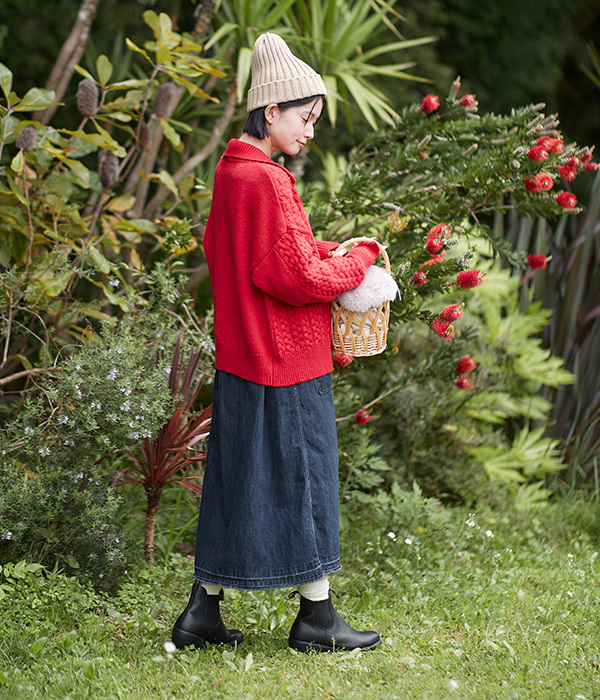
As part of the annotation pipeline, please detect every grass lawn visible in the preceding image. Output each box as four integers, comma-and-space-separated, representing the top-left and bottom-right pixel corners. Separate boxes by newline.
1, 496, 600, 699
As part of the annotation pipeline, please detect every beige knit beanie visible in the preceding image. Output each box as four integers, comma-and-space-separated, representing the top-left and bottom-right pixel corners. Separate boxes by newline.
247, 33, 327, 113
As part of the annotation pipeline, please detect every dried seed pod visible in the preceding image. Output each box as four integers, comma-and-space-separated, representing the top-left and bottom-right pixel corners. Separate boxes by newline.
99, 150, 120, 189
138, 121, 151, 149
152, 82, 176, 118
15, 125, 38, 151
77, 78, 99, 118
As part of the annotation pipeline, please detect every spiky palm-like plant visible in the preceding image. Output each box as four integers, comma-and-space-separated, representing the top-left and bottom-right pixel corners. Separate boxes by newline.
117, 336, 211, 565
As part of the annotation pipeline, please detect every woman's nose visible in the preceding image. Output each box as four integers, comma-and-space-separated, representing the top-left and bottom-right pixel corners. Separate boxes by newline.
304, 122, 315, 140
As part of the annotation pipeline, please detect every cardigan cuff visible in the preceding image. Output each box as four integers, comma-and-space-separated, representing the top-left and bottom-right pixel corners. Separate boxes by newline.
347, 240, 380, 267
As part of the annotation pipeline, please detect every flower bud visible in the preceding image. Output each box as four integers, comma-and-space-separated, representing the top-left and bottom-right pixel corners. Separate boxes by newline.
355, 409, 370, 425
15, 125, 38, 151
99, 150, 120, 189
138, 121, 151, 149
77, 78, 99, 118
153, 82, 177, 118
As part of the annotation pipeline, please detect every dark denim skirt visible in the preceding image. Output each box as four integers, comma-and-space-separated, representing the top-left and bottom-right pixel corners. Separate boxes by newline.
193, 370, 341, 590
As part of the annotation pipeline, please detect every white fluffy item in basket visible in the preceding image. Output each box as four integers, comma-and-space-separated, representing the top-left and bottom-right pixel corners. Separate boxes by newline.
338, 265, 400, 313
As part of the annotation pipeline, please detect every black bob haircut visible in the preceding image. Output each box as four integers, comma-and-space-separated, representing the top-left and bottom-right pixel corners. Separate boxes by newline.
243, 94, 327, 140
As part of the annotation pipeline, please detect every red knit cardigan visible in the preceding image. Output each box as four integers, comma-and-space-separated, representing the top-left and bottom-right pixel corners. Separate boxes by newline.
203, 139, 378, 387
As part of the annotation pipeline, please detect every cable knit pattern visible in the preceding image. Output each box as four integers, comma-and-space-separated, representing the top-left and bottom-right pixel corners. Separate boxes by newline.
203, 139, 377, 386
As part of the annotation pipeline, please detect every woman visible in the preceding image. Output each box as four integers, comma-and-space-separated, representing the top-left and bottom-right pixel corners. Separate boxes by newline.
172, 33, 381, 653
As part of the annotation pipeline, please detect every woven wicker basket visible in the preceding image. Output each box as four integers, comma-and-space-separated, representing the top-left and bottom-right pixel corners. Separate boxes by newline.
331, 238, 391, 357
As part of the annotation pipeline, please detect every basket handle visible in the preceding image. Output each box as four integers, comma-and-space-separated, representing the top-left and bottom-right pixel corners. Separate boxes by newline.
331, 237, 390, 274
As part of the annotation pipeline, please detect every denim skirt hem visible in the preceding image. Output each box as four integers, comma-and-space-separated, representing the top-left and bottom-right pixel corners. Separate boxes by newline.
193, 559, 342, 591
193, 370, 341, 591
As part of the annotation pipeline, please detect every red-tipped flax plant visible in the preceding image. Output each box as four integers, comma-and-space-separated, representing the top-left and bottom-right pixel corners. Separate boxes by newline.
117, 335, 211, 565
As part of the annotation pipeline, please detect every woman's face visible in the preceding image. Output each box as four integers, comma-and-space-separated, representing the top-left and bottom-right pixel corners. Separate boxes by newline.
266, 99, 323, 156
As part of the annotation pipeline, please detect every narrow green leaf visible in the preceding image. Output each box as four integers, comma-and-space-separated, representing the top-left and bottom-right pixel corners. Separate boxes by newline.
236, 47, 253, 104
87, 245, 111, 274
14, 87, 56, 112
159, 12, 173, 42
125, 38, 152, 63
0, 62, 13, 102
92, 122, 127, 157
203, 23, 239, 51
161, 120, 181, 150
55, 155, 90, 188
74, 64, 97, 82
158, 170, 178, 197
263, 0, 297, 29
323, 75, 338, 125
338, 72, 377, 129
96, 55, 113, 86
142, 10, 160, 34
10, 150, 24, 172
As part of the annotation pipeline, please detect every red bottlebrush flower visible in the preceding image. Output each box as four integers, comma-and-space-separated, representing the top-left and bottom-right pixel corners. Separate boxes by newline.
527, 145, 549, 161
524, 176, 541, 193
581, 152, 594, 164
548, 138, 564, 154
420, 94, 440, 114
412, 271, 428, 286
459, 93, 477, 108
527, 253, 548, 269
427, 223, 452, 240
440, 304, 463, 322
536, 136, 553, 150
456, 269, 484, 289
455, 355, 477, 375
584, 162, 598, 173
355, 409, 370, 425
333, 352, 353, 368
558, 164, 577, 182
566, 156, 581, 168
420, 151, 429, 160
455, 377, 471, 390
555, 191, 577, 209
533, 172, 553, 191
431, 317, 455, 339
426, 237, 444, 254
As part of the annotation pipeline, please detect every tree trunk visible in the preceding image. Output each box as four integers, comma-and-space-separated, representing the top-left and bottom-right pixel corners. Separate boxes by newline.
142, 82, 237, 220
144, 486, 163, 566
33, 0, 100, 125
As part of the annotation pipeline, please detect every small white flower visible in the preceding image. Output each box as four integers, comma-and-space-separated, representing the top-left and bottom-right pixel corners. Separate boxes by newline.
449, 679, 459, 692
2, 531, 12, 540
58, 416, 69, 425
107, 369, 118, 380
485, 530, 493, 538
164, 367, 172, 375
405, 537, 413, 545
466, 515, 476, 528
25, 426, 34, 436
387, 531, 396, 540
163, 641, 177, 654
39, 447, 50, 457
109, 279, 120, 288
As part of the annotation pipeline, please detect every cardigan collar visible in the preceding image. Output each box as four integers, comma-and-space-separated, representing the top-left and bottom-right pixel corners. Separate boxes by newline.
222, 139, 296, 183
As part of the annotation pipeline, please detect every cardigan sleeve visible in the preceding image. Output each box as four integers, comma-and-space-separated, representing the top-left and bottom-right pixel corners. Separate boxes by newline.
315, 240, 340, 259
249, 171, 379, 306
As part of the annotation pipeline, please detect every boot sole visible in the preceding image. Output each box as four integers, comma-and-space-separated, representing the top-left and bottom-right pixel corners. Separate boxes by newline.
289, 637, 381, 653
172, 628, 243, 650
172, 628, 209, 650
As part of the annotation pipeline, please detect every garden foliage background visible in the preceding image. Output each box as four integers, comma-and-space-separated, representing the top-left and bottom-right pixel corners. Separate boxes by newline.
1, 0, 600, 596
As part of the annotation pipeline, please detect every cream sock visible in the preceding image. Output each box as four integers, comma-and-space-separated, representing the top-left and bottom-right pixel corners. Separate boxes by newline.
201, 582, 222, 596
298, 576, 330, 602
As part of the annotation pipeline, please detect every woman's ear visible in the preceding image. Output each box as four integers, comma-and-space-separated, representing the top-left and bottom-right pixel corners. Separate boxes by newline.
264, 103, 278, 125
